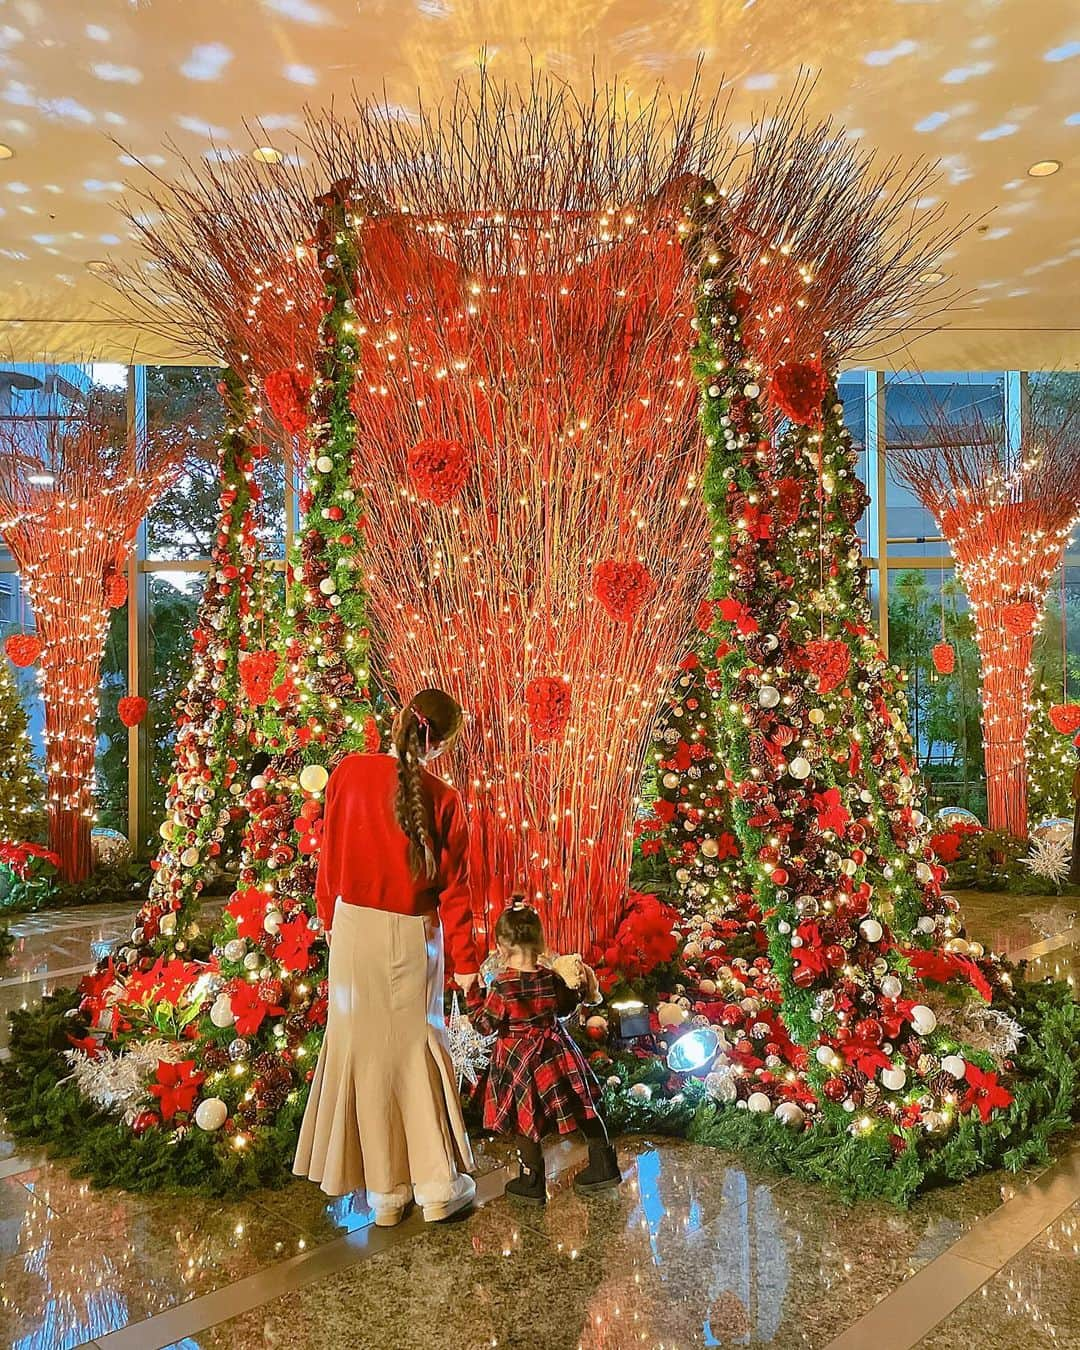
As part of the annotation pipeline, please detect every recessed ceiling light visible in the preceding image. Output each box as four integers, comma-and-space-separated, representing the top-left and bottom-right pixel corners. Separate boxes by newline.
918, 270, 945, 283
251, 145, 283, 165
85, 259, 110, 275
27, 472, 55, 486
0, 143, 14, 161
1027, 159, 1061, 177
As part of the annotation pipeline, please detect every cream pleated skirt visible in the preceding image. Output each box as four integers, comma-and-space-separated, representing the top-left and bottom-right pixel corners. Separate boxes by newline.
293, 903, 475, 1199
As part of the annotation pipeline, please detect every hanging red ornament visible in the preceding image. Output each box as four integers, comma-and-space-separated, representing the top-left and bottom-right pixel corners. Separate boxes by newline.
1049, 703, 1080, 736
592, 560, 654, 622
796, 638, 851, 694
4, 633, 42, 667
525, 676, 571, 741
931, 641, 955, 675
770, 359, 829, 427
1000, 600, 1037, 636
363, 713, 381, 752
118, 695, 148, 727
264, 368, 312, 437
239, 650, 279, 706
407, 438, 470, 505
695, 599, 716, 633
104, 572, 128, 609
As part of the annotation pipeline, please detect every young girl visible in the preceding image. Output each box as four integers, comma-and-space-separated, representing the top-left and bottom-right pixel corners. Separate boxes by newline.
467, 899, 621, 1204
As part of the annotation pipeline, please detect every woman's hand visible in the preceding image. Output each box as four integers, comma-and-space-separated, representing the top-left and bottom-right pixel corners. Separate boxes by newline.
455, 972, 478, 995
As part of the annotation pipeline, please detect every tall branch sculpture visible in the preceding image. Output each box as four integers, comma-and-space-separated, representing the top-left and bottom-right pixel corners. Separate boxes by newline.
0, 407, 191, 880
889, 395, 1080, 837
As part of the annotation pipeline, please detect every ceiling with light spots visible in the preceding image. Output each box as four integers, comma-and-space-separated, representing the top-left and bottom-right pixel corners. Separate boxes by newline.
0, 0, 1077, 368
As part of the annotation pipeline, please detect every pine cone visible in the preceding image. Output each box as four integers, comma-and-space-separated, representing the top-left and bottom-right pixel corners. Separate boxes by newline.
254, 1051, 278, 1078
201, 1047, 229, 1072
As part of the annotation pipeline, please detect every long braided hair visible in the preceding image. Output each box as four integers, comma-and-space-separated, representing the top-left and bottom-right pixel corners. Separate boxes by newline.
392, 689, 463, 880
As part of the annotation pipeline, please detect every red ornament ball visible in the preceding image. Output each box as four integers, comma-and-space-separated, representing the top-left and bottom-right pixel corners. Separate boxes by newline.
407, 438, 470, 506
118, 695, 148, 727
5, 633, 42, 667
592, 560, 654, 622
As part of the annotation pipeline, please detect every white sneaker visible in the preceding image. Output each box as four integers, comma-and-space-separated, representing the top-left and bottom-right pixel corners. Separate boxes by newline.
368, 1184, 412, 1227
414, 1171, 476, 1222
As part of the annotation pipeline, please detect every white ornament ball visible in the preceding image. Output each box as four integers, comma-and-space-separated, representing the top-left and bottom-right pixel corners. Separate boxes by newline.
808, 708, 825, 725
159, 913, 177, 936
881, 1066, 907, 1092
263, 910, 283, 936
318, 578, 336, 596
607, 1075, 621, 1089
941, 1054, 966, 1079
251, 774, 267, 791
747, 1091, 772, 1113
223, 939, 246, 963
657, 1001, 689, 1028
662, 772, 680, 789
243, 951, 262, 971
880, 975, 903, 1000
315, 455, 334, 473
628, 1082, 652, 1102
299, 764, 329, 795
210, 994, 235, 1028
915, 862, 933, 883
815, 1045, 837, 1066
758, 685, 781, 709
859, 918, 883, 944
698, 978, 717, 995
159, 820, 174, 841
743, 383, 760, 399
917, 916, 936, 935
700, 838, 719, 858
180, 847, 199, 868
910, 1004, 937, 1035
194, 1097, 228, 1131
788, 756, 812, 780
775, 1101, 805, 1129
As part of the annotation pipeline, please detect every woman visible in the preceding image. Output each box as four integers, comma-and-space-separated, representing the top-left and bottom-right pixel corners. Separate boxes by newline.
293, 689, 479, 1225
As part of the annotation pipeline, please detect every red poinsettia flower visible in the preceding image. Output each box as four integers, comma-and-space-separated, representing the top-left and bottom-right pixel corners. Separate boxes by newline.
275, 914, 317, 973
904, 947, 992, 1002
811, 787, 850, 836
226, 886, 269, 941
796, 638, 850, 694
715, 831, 740, 861
229, 981, 285, 1036
148, 1058, 205, 1123
66, 1033, 102, 1059
717, 596, 759, 636
960, 1062, 1013, 1123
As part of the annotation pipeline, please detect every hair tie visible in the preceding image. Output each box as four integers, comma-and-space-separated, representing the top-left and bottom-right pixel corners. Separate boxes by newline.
413, 708, 431, 749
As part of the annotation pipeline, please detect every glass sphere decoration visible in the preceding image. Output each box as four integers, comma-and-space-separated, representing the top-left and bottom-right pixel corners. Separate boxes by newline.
228, 1037, 250, 1062
91, 827, 131, 865
934, 806, 981, 830
665, 1026, 721, 1074
1033, 817, 1072, 845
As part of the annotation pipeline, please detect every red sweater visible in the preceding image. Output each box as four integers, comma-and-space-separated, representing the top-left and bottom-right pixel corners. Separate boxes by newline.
314, 753, 479, 974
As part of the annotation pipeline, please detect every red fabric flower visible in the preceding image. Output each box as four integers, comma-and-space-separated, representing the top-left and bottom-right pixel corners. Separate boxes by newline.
525, 676, 571, 741
117, 695, 148, 727
239, 650, 279, 707
407, 438, 470, 505
592, 560, 654, 622
1049, 703, 1080, 736
931, 642, 955, 675
104, 572, 128, 609
264, 368, 312, 437
225, 886, 268, 941
771, 359, 828, 427
5, 633, 41, 667
960, 1062, 1013, 1123
717, 596, 759, 637
1000, 600, 1037, 636
811, 787, 850, 836
716, 831, 740, 861
230, 981, 284, 1036
796, 638, 850, 694
904, 947, 992, 1002
275, 914, 317, 973
148, 1058, 205, 1122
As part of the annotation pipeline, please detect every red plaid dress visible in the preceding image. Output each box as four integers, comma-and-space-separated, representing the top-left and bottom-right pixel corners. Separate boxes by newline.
467, 968, 601, 1141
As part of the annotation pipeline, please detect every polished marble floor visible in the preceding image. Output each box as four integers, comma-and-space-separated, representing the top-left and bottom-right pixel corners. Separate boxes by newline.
0, 893, 1078, 1350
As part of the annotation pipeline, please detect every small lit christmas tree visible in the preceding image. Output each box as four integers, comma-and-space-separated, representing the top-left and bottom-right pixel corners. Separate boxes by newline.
0, 654, 42, 840
1027, 681, 1077, 823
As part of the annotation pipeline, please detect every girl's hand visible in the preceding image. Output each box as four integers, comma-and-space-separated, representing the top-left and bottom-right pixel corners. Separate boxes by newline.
455, 972, 478, 995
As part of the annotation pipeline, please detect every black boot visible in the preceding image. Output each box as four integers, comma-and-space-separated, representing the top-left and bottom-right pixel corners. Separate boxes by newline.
506, 1158, 547, 1206
573, 1141, 621, 1195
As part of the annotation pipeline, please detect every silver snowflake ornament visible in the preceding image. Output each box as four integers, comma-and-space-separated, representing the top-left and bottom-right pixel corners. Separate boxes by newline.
1020, 836, 1072, 889
447, 993, 494, 1088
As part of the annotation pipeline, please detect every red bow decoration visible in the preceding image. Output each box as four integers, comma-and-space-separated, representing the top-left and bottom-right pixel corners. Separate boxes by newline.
525, 676, 571, 741
1049, 703, 1080, 736
117, 695, 148, 728
148, 1058, 205, 1122
407, 437, 470, 506
592, 559, 655, 622
4, 633, 42, 668
960, 1062, 1013, 1123
931, 641, 955, 675
770, 359, 829, 427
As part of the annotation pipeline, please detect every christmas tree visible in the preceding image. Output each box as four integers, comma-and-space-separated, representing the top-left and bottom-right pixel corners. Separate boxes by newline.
1026, 681, 1078, 824
0, 654, 42, 840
